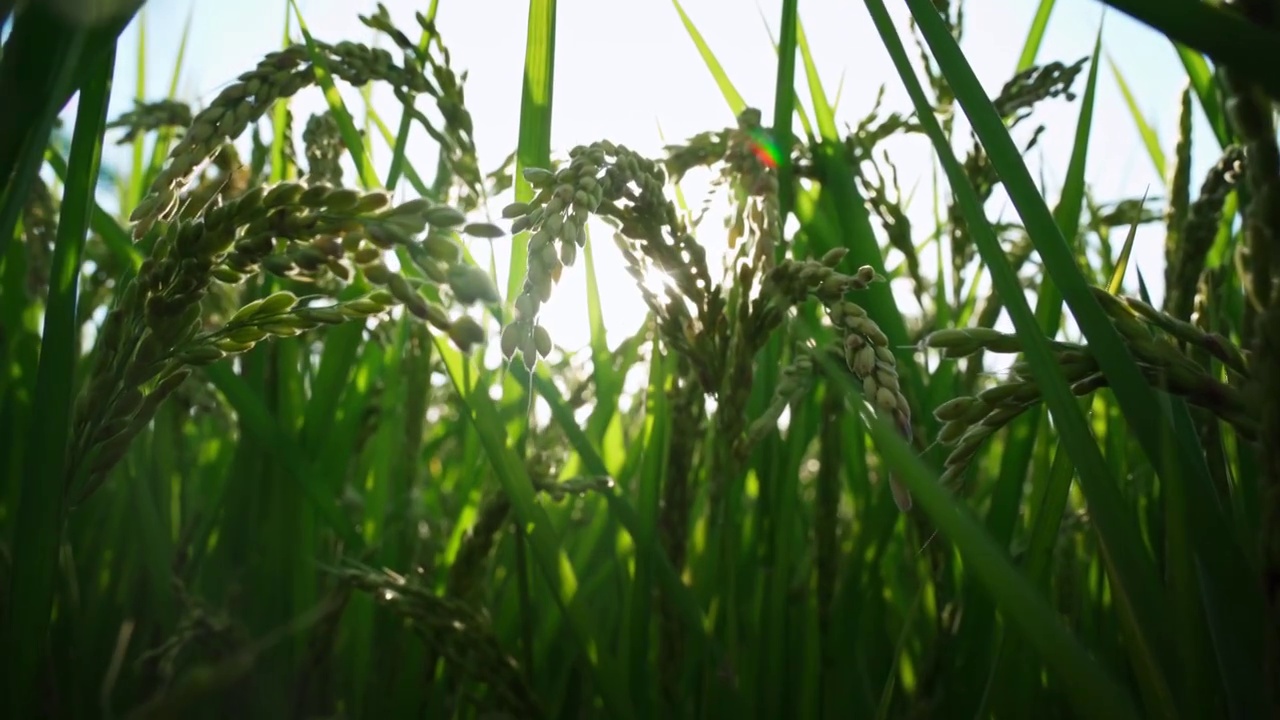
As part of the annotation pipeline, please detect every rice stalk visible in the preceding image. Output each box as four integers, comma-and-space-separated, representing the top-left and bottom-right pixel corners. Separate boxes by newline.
926, 286, 1258, 483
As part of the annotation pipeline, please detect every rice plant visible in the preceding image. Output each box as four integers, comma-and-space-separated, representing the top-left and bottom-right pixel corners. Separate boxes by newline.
1, 0, 1278, 718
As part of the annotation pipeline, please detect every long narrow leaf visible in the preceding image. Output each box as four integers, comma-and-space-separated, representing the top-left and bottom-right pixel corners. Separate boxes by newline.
4, 40, 116, 716
864, 3, 1180, 714
814, 350, 1141, 720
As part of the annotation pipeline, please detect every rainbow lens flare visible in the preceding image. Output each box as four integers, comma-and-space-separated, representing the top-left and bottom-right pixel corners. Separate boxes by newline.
746, 127, 781, 169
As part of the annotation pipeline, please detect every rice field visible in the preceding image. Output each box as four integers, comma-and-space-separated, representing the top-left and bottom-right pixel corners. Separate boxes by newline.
1, 0, 1279, 718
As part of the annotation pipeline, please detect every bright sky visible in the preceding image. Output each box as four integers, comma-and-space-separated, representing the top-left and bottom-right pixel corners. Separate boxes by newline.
90, 0, 1220, 354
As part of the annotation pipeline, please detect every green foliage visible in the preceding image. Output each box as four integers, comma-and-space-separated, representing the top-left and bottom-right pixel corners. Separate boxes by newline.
2, 1, 1278, 718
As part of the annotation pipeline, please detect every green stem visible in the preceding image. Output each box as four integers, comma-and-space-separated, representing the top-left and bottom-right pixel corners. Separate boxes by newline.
4, 42, 115, 715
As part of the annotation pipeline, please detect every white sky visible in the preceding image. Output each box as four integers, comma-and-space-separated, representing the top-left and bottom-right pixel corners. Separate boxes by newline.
90, 0, 1221, 353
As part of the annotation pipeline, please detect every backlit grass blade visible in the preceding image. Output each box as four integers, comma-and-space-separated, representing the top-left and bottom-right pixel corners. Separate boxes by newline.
141, 6, 192, 192
677, 1, 814, 200
127, 9, 147, 210
1108, 189, 1146, 293
795, 17, 928, 409
4, 41, 115, 716
671, 0, 746, 116
384, 0, 439, 192
289, 1, 379, 189
770, 0, 799, 219
288, 3, 395, 496
1036, 24, 1101, 336
1108, 58, 1167, 181
501, 15, 559, 654
864, 1, 1180, 714
1015, 0, 1057, 72
755, 14, 817, 140
269, 4, 294, 183
507, 0, 557, 305
578, 227, 624, 448
937, 41, 1095, 618
365, 104, 432, 195
1172, 44, 1232, 148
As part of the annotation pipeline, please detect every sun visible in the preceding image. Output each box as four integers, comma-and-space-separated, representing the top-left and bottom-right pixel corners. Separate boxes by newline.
472, 166, 742, 361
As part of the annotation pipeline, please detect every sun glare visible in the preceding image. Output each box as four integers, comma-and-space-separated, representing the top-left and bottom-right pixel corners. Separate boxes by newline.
105, 0, 1187, 369
465, 165, 748, 359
